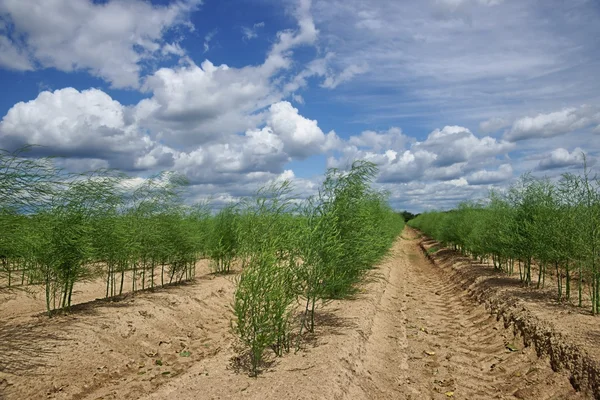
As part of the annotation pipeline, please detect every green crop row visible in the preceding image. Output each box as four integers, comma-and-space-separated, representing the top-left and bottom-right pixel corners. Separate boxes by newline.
409, 169, 600, 315
228, 161, 404, 375
0, 147, 211, 313
1, 148, 405, 375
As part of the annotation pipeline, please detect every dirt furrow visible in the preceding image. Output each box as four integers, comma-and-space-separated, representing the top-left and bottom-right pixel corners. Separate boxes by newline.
0, 231, 593, 400
399, 232, 585, 400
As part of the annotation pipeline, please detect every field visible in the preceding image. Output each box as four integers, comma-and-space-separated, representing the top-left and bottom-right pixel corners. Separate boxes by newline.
3, 228, 598, 399
2, 149, 600, 399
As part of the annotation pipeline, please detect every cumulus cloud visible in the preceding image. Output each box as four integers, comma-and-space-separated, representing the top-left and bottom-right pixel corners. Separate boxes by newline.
0, 87, 336, 188
504, 105, 600, 142
172, 138, 288, 185
0, 0, 333, 190
385, 178, 487, 212
0, 0, 199, 88
139, 59, 274, 144
185, 169, 320, 207
0, 88, 175, 170
328, 125, 514, 187
424, 162, 467, 181
267, 101, 339, 158
467, 163, 513, 185
536, 148, 586, 171
415, 126, 514, 167
348, 127, 410, 152
136, 1, 322, 146
377, 149, 438, 183
9, 0, 596, 213
0, 0, 344, 209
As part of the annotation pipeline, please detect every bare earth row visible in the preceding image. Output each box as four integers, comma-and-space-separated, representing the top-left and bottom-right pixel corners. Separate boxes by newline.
0, 228, 595, 399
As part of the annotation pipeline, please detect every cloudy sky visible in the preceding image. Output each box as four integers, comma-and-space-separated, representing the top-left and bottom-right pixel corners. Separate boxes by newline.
0, 0, 599, 211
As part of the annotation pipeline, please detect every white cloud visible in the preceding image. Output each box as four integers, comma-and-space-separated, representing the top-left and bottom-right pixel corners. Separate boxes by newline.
7, 0, 597, 213
348, 127, 410, 152
0, 0, 341, 209
377, 149, 438, 183
328, 124, 514, 187
291, 94, 305, 104
137, 1, 321, 146
504, 105, 600, 142
0, 88, 175, 170
415, 125, 514, 167
424, 162, 467, 181
242, 22, 265, 40
161, 42, 186, 57
0, 0, 333, 192
204, 29, 218, 53
0, 35, 33, 70
321, 63, 368, 89
267, 101, 338, 158
172, 137, 289, 185
142, 60, 269, 122
0, 87, 335, 188
263, 0, 318, 75
282, 54, 331, 94
0, 0, 200, 88
327, 143, 436, 184
138, 59, 274, 145
384, 178, 487, 212
311, 0, 600, 129
479, 117, 509, 134
467, 163, 513, 185
537, 148, 586, 171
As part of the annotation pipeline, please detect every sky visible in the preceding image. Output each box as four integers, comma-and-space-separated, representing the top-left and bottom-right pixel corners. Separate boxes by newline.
0, 0, 599, 212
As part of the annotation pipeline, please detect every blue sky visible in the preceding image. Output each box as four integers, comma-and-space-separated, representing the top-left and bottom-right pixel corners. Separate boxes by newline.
0, 0, 599, 211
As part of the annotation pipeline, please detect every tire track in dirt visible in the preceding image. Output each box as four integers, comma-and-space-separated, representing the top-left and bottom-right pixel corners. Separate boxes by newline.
397, 232, 585, 400
333, 237, 410, 399
331, 231, 587, 399
0, 232, 591, 400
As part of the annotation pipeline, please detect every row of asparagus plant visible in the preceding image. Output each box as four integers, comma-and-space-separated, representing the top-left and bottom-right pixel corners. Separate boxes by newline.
408, 168, 600, 315
230, 161, 405, 375
1, 148, 405, 375
0, 147, 213, 313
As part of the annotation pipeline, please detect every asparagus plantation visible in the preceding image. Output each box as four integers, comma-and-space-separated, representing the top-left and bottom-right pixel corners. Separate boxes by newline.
4, 147, 600, 399
0, 148, 403, 376
409, 168, 600, 314
0, 147, 210, 314
232, 162, 404, 374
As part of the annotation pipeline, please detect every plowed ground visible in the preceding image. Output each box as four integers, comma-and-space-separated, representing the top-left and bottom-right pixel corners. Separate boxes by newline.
0, 230, 591, 399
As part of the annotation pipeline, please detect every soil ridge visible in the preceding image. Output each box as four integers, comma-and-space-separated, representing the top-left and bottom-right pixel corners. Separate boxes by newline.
418, 232, 600, 399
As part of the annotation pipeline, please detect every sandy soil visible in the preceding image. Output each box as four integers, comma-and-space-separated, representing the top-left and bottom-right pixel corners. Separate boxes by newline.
419, 231, 600, 398
0, 262, 212, 320
0, 229, 593, 399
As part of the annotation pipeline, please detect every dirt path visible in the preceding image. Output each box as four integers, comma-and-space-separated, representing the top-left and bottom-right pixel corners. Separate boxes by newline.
0, 231, 589, 400
396, 231, 583, 399
326, 229, 583, 400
